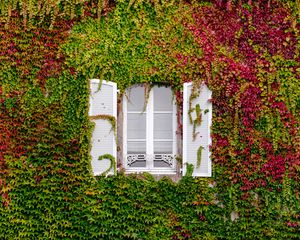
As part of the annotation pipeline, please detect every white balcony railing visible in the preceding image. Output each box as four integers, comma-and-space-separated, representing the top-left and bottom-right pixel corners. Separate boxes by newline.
125, 154, 175, 169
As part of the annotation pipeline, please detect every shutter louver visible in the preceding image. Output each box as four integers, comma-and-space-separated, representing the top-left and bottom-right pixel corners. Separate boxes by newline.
89, 79, 117, 175
183, 82, 212, 177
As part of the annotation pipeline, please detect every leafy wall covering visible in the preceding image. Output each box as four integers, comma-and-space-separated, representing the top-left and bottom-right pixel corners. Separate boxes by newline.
0, 0, 299, 239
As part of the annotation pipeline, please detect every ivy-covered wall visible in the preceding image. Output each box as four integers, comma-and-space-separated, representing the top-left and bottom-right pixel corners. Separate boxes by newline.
0, 0, 299, 239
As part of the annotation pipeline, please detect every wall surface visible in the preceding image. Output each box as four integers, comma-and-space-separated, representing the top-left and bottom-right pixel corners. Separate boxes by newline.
0, 0, 299, 239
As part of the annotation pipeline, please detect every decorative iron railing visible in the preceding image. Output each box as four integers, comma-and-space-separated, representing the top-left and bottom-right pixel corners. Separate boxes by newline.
125, 154, 175, 168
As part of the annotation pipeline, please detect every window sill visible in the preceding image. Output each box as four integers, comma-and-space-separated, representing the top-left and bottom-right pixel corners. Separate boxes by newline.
124, 169, 177, 175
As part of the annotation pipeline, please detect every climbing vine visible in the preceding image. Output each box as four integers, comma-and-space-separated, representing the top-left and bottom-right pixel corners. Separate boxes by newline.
89, 114, 117, 142
0, 0, 299, 239
98, 153, 116, 175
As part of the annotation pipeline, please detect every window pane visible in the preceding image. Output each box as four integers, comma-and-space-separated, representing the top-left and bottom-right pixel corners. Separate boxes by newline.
153, 86, 173, 111
154, 161, 171, 168
127, 141, 146, 154
130, 160, 146, 168
154, 141, 172, 154
154, 113, 173, 139
127, 86, 145, 112
127, 113, 146, 139
153, 154, 174, 168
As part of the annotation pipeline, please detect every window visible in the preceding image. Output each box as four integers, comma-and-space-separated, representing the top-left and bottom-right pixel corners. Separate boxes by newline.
123, 85, 176, 174
89, 80, 212, 177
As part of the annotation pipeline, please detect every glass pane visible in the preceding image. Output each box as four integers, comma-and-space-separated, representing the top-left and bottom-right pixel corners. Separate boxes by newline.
127, 113, 146, 139
153, 86, 173, 111
127, 141, 146, 154
130, 160, 146, 168
127, 86, 145, 112
154, 113, 173, 139
154, 141, 172, 154
153, 161, 170, 168
153, 154, 174, 168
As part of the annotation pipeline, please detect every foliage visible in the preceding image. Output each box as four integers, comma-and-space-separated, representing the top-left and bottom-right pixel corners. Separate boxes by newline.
89, 114, 117, 143
63, 0, 197, 94
197, 146, 204, 168
0, 0, 112, 28
98, 153, 116, 175
0, 0, 299, 239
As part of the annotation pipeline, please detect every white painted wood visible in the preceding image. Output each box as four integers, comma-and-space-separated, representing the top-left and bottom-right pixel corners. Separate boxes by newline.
172, 100, 177, 158
123, 92, 127, 168
89, 79, 117, 175
147, 89, 154, 169
183, 82, 212, 177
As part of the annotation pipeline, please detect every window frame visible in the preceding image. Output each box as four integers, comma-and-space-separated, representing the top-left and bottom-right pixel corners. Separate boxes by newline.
89, 79, 212, 177
123, 85, 177, 174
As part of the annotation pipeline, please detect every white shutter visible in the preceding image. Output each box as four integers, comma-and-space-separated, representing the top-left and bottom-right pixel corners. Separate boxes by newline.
89, 79, 117, 175
183, 82, 212, 177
